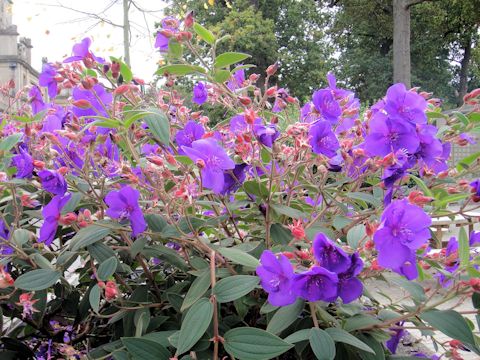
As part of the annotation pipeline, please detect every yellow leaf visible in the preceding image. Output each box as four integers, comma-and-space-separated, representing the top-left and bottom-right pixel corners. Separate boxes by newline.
208, 0, 215, 5
226, 1, 232, 8
203, 2, 208, 9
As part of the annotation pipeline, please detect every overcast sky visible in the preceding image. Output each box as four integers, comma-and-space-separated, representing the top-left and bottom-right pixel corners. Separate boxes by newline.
12, 0, 167, 80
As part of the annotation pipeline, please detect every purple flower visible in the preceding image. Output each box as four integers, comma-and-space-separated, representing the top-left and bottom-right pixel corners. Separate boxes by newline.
0, 219, 12, 255
470, 231, 480, 246
364, 112, 419, 157
335, 253, 364, 303
227, 68, 245, 91
313, 233, 351, 274
312, 89, 342, 123
155, 17, 179, 52
38, 170, 67, 195
221, 163, 248, 195
11, 148, 33, 179
39, 63, 57, 98
386, 323, 406, 354
292, 266, 338, 302
382, 150, 412, 189
470, 179, 480, 197
105, 186, 146, 237
229, 114, 261, 134
384, 83, 427, 125
29, 85, 46, 115
309, 121, 340, 158
374, 199, 431, 276
64, 37, 105, 63
256, 250, 297, 306
39, 193, 72, 245
175, 121, 205, 154
182, 138, 235, 194
253, 123, 280, 148
72, 84, 112, 118
192, 82, 208, 105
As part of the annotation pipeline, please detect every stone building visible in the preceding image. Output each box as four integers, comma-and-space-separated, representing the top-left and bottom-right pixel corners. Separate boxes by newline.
0, 0, 39, 110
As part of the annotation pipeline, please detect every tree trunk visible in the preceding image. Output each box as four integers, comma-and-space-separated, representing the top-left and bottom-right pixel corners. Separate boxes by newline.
457, 35, 472, 106
123, 0, 131, 66
393, 0, 411, 88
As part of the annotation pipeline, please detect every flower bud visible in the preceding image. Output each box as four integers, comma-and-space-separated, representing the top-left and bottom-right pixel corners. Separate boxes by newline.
184, 11, 194, 28
239, 96, 252, 106
266, 86, 277, 97
249, 73, 260, 82
469, 278, 480, 292
111, 61, 120, 79
266, 62, 278, 76
105, 281, 119, 300
72, 99, 91, 109
159, 28, 174, 38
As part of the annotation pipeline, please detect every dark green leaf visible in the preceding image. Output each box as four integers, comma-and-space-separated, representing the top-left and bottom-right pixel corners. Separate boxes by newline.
347, 192, 381, 207
267, 299, 304, 335
270, 223, 292, 245
145, 214, 168, 233
456, 151, 480, 171
218, 247, 259, 268
224, 327, 294, 360
388, 277, 426, 302
343, 315, 381, 332
283, 329, 310, 343
270, 204, 306, 219
69, 223, 112, 251
97, 256, 118, 281
213, 275, 259, 303
324, 328, 374, 354
176, 298, 213, 356
309, 328, 335, 360
356, 333, 385, 360
214, 52, 251, 68
122, 338, 170, 360
180, 269, 211, 312
14, 269, 61, 291
89, 284, 101, 313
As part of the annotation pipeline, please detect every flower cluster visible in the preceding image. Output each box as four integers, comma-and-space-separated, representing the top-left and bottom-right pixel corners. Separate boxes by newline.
256, 233, 363, 306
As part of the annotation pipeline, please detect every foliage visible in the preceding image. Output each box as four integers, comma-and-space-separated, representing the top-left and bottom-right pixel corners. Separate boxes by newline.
0, 12, 480, 360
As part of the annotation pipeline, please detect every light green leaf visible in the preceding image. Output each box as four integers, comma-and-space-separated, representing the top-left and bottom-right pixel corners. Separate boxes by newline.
156, 64, 205, 76
270, 204, 306, 219
346, 224, 366, 249
214, 52, 251, 68
459, 227, 470, 267
193, 23, 215, 44
0, 133, 22, 151
389, 277, 426, 302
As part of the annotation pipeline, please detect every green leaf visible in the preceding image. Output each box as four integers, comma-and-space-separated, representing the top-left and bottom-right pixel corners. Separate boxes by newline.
434, 193, 468, 209
456, 151, 480, 171
453, 111, 469, 126
356, 333, 385, 360
193, 23, 215, 44
343, 315, 381, 332
0, 133, 22, 151
120, 61, 133, 83
420, 310, 479, 353
213, 275, 259, 303
62, 192, 83, 214
267, 299, 304, 335
223, 327, 294, 360
270, 223, 293, 245
283, 329, 310, 343
122, 338, 170, 360
145, 214, 168, 233
214, 52, 251, 68
218, 247, 259, 268
388, 277, 426, 302
144, 109, 170, 146
409, 175, 434, 198
347, 192, 381, 207
458, 227, 470, 267
346, 224, 366, 249
270, 204, 306, 219
167, 39, 183, 59
213, 69, 231, 83
69, 224, 112, 251
180, 269, 211, 312
97, 256, 118, 281
14, 269, 61, 291
156, 64, 205, 76
324, 328, 374, 354
309, 328, 335, 360
89, 284, 101, 313
176, 298, 213, 356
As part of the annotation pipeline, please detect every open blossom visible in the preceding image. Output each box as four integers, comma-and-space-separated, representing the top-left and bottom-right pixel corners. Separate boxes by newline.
182, 138, 235, 194
292, 266, 338, 302
39, 63, 57, 98
334, 253, 364, 303
11, 148, 33, 179
384, 83, 427, 125
29, 85, 46, 115
470, 179, 480, 200
0, 219, 13, 255
175, 121, 205, 154
227, 68, 245, 91
105, 186, 146, 237
39, 193, 72, 246
253, 123, 280, 148
155, 16, 179, 52
313, 233, 351, 274
309, 121, 340, 158
16, 293, 40, 319
38, 169, 67, 195
373, 199, 431, 277
365, 112, 419, 157
312, 89, 342, 123
64, 37, 105, 63
256, 250, 297, 306
221, 163, 248, 195
0, 266, 14, 288
192, 82, 208, 105
72, 84, 112, 118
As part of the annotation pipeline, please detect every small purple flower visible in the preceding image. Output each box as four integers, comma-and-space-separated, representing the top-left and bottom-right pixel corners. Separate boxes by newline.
313, 233, 351, 274
221, 163, 248, 195
105, 186, 146, 237
470, 231, 480, 246
11, 148, 34, 179
312, 89, 342, 123
309, 121, 340, 158
386, 323, 406, 354
155, 17, 179, 52
292, 266, 338, 302
253, 123, 280, 148
256, 250, 297, 306
364, 112, 419, 157
38, 170, 67, 195
0, 219, 12, 255
39, 63, 57, 98
335, 253, 364, 303
29, 85, 46, 115
374, 199, 431, 276
72, 84, 112, 118
459, 133, 476, 145
227, 68, 245, 91
182, 138, 235, 194
470, 179, 480, 197
384, 83, 427, 125
39, 193, 72, 245
175, 121, 205, 154
64, 37, 105, 63
192, 82, 208, 105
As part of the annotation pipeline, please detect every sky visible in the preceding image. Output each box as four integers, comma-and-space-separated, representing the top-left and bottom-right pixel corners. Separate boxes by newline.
11, 0, 167, 80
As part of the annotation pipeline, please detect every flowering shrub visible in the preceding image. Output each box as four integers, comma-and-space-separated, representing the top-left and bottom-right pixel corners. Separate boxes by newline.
0, 14, 480, 360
